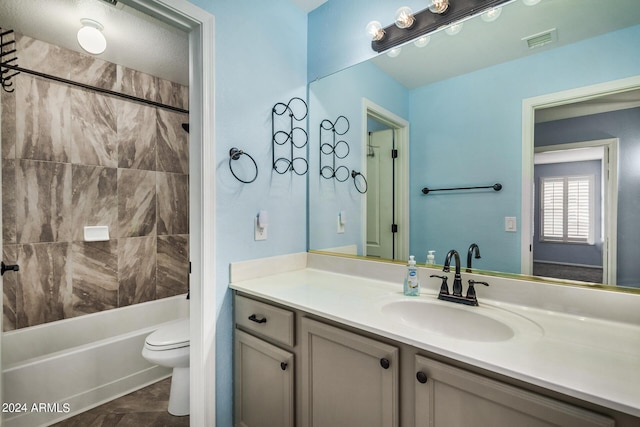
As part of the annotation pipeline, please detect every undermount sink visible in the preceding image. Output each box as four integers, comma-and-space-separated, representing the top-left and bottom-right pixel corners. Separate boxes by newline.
380, 299, 540, 342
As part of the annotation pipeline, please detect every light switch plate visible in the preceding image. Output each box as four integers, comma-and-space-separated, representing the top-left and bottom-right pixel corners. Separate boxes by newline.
254, 218, 267, 241
505, 216, 517, 232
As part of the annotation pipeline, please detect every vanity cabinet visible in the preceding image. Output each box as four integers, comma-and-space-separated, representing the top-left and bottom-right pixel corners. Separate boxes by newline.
414, 355, 614, 427
300, 317, 399, 427
234, 296, 295, 427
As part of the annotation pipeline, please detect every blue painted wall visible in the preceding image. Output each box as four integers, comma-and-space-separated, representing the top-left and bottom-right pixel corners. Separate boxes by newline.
535, 108, 640, 288
187, 1, 307, 425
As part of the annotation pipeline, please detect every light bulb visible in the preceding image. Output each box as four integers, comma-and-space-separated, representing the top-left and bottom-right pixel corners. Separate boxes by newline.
429, 0, 449, 14
445, 22, 463, 36
395, 6, 415, 29
366, 20, 385, 41
387, 47, 402, 58
413, 36, 431, 48
481, 7, 502, 22
77, 19, 106, 55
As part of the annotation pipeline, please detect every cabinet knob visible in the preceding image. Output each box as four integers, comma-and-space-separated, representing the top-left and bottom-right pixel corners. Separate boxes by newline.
380, 358, 390, 369
280, 362, 288, 371
248, 314, 267, 324
416, 371, 428, 384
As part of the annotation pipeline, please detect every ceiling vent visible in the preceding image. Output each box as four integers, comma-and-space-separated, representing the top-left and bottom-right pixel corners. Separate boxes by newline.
522, 28, 557, 49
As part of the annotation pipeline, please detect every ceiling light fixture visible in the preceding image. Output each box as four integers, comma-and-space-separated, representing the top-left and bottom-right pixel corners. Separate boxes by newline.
77, 18, 107, 55
368, 0, 512, 53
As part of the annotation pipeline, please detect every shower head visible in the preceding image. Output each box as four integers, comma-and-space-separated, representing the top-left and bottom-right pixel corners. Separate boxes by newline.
181, 123, 189, 133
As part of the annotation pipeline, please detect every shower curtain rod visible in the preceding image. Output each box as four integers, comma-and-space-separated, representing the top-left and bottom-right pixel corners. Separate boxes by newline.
2, 63, 188, 114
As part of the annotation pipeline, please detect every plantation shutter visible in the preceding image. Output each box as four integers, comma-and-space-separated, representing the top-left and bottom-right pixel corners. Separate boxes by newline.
540, 175, 593, 243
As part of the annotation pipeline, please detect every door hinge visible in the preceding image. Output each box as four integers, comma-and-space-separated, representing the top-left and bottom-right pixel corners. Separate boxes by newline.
391, 224, 398, 233
391, 149, 398, 159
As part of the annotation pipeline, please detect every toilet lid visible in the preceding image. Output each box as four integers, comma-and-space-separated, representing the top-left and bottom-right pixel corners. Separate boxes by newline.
145, 318, 190, 350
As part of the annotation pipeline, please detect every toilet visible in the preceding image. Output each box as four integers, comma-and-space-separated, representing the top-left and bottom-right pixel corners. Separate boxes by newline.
142, 318, 190, 416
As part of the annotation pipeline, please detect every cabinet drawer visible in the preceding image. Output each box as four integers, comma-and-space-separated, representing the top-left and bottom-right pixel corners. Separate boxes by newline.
235, 294, 295, 347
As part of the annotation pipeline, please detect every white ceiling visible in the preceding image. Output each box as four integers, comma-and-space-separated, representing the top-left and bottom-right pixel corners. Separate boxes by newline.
291, 0, 327, 13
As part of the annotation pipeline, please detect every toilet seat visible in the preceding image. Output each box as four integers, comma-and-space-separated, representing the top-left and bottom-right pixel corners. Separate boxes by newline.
145, 318, 190, 351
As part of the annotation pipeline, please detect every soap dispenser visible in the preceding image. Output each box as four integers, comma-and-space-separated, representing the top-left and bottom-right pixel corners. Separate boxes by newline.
404, 255, 420, 296
426, 250, 436, 265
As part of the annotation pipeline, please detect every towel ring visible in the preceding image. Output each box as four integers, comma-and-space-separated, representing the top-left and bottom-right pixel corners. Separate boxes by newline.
229, 148, 258, 184
351, 170, 368, 194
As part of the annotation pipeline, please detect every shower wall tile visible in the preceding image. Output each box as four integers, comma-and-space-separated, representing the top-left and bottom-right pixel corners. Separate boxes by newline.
118, 236, 156, 307
2, 159, 16, 244
157, 172, 189, 235
158, 80, 189, 111
1, 89, 16, 159
17, 242, 72, 328
118, 66, 159, 103
72, 241, 118, 316
15, 75, 71, 163
71, 89, 117, 167
2, 245, 17, 332
117, 100, 157, 170
16, 160, 72, 243
118, 169, 157, 237
70, 55, 118, 91
157, 110, 189, 174
157, 235, 189, 299
16, 34, 71, 80
71, 165, 118, 241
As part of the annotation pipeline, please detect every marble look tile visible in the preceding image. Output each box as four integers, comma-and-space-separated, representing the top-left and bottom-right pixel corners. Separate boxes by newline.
15, 75, 71, 162
1, 88, 16, 159
72, 165, 118, 241
118, 236, 156, 307
16, 34, 71, 80
2, 159, 16, 244
157, 110, 189, 174
158, 79, 189, 111
17, 242, 72, 328
117, 169, 156, 237
16, 160, 72, 243
157, 235, 189, 299
71, 54, 118, 91
157, 173, 189, 235
2, 245, 18, 332
71, 89, 118, 167
118, 66, 158, 103
72, 241, 118, 316
117, 100, 157, 170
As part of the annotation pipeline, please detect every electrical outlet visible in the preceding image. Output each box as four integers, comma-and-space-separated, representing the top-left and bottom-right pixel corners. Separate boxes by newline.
254, 217, 267, 241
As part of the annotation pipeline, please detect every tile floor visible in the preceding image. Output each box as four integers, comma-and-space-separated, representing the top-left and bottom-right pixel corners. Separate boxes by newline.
52, 378, 189, 426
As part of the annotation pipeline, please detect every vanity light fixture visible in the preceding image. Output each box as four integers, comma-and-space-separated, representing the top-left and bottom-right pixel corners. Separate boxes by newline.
445, 22, 464, 35
368, 0, 512, 53
413, 35, 431, 48
481, 7, 502, 22
77, 19, 107, 55
387, 47, 402, 57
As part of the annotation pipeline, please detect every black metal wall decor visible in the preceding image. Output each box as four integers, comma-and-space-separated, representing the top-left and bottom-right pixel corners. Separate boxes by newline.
1, 29, 20, 93
421, 183, 502, 195
272, 97, 308, 176
371, 0, 511, 53
320, 116, 351, 182
229, 148, 258, 184
351, 170, 368, 194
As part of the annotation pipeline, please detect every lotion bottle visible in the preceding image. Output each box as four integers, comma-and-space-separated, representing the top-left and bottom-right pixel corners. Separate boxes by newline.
403, 255, 420, 296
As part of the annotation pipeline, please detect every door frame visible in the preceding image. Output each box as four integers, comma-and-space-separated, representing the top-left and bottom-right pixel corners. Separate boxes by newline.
361, 98, 409, 261
119, 0, 216, 424
521, 75, 640, 284
533, 139, 618, 284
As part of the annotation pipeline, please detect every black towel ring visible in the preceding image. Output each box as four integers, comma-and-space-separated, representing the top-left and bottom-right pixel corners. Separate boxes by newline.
351, 170, 368, 194
229, 148, 258, 184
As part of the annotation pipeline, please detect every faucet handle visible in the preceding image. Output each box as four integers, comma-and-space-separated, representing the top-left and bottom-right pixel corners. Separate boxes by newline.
466, 280, 489, 300
430, 274, 449, 295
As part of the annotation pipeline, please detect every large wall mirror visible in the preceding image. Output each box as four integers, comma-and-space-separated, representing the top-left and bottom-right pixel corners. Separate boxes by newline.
308, 0, 640, 292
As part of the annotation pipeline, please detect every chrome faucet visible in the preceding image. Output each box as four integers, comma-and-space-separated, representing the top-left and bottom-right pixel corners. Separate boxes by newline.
466, 243, 481, 272
431, 249, 489, 306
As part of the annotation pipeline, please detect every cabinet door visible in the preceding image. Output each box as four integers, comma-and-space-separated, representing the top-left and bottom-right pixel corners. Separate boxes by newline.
414, 355, 614, 427
234, 329, 294, 427
301, 317, 399, 427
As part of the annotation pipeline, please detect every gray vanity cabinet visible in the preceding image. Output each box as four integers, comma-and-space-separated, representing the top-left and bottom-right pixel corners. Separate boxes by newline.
414, 355, 614, 427
234, 296, 295, 427
300, 317, 399, 427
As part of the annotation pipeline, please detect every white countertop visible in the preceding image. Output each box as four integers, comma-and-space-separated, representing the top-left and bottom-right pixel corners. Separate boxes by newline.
229, 254, 640, 418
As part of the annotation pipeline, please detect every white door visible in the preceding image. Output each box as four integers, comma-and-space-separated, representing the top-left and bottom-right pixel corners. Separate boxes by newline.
366, 129, 395, 259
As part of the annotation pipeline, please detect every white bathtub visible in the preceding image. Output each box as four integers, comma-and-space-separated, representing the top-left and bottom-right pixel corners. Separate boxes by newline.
2, 295, 189, 427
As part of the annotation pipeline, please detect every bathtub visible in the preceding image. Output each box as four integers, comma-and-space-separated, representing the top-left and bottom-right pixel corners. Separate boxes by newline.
2, 295, 189, 427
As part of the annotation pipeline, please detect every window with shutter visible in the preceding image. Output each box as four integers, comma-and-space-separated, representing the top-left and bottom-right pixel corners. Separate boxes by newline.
540, 175, 594, 244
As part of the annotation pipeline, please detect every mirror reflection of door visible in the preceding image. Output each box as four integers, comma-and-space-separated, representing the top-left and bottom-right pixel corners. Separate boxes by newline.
366, 128, 396, 259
